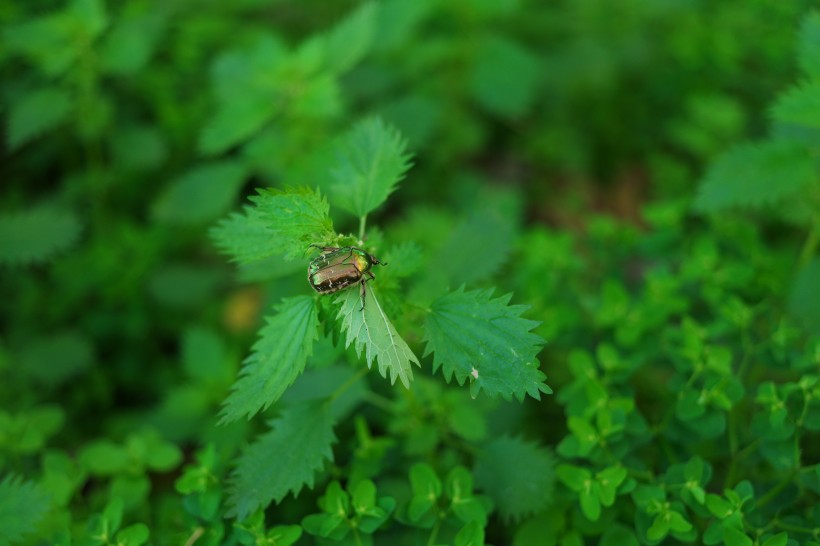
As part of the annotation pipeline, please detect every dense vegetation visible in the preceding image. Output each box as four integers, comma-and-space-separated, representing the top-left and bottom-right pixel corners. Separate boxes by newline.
1, 1, 819, 545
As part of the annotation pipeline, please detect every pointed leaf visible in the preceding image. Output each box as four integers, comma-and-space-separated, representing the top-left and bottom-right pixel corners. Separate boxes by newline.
228, 402, 336, 520
424, 287, 549, 400
693, 140, 816, 212
7, 87, 73, 149
336, 287, 419, 388
220, 296, 319, 423
210, 187, 334, 263
330, 117, 413, 218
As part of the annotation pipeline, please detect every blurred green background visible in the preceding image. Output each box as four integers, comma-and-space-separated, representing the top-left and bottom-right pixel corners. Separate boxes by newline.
1, 0, 819, 543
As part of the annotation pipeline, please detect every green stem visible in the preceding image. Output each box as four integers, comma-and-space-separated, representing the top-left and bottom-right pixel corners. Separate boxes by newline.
328, 367, 369, 403
353, 528, 364, 546
359, 215, 367, 241
426, 517, 443, 546
754, 470, 798, 510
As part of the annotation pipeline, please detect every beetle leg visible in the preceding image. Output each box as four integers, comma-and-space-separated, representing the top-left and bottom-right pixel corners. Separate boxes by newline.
308, 243, 339, 253
359, 280, 367, 310
366, 271, 375, 280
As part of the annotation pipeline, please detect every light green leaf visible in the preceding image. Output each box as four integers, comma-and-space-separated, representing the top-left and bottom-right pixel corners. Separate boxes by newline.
771, 81, 820, 129
324, 2, 376, 74
330, 117, 413, 218
228, 402, 336, 520
579, 489, 601, 521
115, 523, 150, 546
646, 514, 669, 541
7, 88, 73, 150
454, 520, 485, 546
798, 11, 820, 78
0, 475, 51, 545
762, 532, 789, 546
473, 436, 554, 521
693, 140, 816, 212
424, 287, 550, 401
335, 287, 418, 388
0, 205, 82, 266
153, 161, 247, 225
210, 187, 334, 263
220, 296, 319, 423
556, 464, 590, 492
723, 526, 754, 546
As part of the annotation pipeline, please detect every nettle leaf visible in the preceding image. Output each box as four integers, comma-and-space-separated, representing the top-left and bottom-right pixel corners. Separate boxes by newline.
798, 11, 820, 78
423, 287, 550, 401
0, 475, 51, 545
220, 296, 319, 423
153, 161, 247, 225
228, 402, 336, 520
336, 287, 419, 388
0, 205, 82, 266
330, 117, 413, 218
693, 141, 816, 213
7, 87, 73, 150
473, 436, 554, 521
210, 187, 334, 263
771, 81, 820, 129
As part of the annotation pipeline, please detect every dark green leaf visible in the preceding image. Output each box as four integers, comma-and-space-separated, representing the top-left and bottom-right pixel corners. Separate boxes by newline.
424, 287, 550, 401
473, 436, 554, 521
153, 161, 247, 225
470, 35, 540, 119
693, 141, 816, 212
7, 88, 73, 149
220, 296, 320, 423
228, 402, 336, 519
0, 205, 82, 266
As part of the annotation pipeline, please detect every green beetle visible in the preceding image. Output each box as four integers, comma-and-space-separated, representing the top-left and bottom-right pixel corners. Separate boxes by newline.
307, 244, 386, 308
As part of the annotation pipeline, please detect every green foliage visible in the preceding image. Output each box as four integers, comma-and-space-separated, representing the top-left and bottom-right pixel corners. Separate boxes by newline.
424, 288, 550, 400
219, 295, 319, 423
3, 1, 820, 544
473, 436, 554, 521
210, 187, 334, 262
228, 402, 336, 520
693, 141, 816, 213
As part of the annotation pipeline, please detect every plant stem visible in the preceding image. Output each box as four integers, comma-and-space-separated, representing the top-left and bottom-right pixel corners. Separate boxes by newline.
328, 367, 369, 403
359, 215, 367, 241
426, 517, 443, 546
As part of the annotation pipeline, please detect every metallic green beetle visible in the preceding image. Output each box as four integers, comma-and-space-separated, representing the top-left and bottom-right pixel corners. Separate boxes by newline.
307, 244, 386, 308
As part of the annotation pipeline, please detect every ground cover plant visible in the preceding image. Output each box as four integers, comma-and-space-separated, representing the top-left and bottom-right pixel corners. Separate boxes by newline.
1, 1, 819, 545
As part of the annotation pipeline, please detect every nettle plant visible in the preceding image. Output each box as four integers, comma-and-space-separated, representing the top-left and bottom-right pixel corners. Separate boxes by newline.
210, 117, 552, 533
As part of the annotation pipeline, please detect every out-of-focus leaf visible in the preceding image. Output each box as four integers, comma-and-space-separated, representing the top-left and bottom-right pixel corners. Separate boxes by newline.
0, 205, 82, 266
